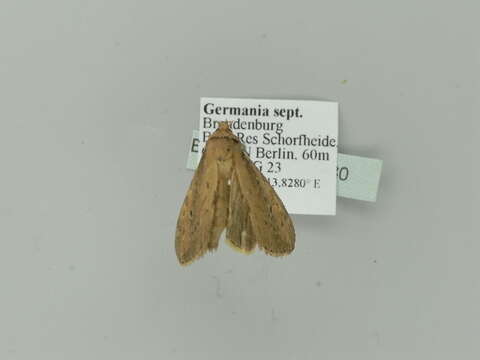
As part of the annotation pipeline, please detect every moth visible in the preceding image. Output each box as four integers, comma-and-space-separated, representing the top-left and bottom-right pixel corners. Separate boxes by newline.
175, 121, 295, 265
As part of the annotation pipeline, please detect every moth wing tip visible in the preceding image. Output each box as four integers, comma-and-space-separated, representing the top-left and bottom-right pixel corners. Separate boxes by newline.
258, 245, 295, 257
177, 246, 220, 266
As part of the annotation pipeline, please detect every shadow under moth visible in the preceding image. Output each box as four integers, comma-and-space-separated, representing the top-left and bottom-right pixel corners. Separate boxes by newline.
175, 121, 295, 265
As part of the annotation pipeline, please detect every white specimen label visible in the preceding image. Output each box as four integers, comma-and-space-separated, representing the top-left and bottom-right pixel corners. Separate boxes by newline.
198, 97, 338, 215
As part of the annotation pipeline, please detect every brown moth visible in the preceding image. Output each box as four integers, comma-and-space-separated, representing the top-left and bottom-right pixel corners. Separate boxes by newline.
175, 121, 295, 265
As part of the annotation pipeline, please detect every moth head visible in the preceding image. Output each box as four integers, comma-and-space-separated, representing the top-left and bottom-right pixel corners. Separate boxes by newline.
210, 121, 237, 141
206, 122, 241, 161
218, 122, 230, 131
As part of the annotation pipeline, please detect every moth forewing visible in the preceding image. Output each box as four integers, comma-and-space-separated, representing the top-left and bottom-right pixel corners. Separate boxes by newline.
175, 121, 295, 265
230, 149, 295, 256
175, 152, 220, 265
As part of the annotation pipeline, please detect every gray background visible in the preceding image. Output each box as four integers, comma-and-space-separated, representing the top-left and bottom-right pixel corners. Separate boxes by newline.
0, 1, 478, 359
